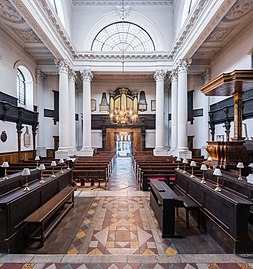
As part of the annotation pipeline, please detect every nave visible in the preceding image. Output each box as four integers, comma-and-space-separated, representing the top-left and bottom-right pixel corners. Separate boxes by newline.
2, 157, 253, 268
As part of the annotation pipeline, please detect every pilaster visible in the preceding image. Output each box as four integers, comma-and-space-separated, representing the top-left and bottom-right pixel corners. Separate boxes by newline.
68, 69, 77, 156
55, 59, 71, 159
35, 69, 47, 157
153, 70, 168, 156
176, 59, 192, 159
77, 70, 94, 156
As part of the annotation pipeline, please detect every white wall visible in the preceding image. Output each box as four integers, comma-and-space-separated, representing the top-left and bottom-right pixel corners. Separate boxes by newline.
72, 4, 173, 51
210, 20, 253, 78
0, 29, 36, 98
0, 29, 38, 154
91, 130, 102, 148
146, 130, 155, 148
0, 121, 18, 153
42, 75, 59, 149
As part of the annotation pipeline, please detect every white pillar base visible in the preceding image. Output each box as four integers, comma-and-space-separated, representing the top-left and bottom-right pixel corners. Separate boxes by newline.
68, 148, 77, 156
175, 148, 192, 159
37, 147, 47, 157
168, 148, 178, 157
55, 147, 71, 159
153, 147, 169, 156
77, 147, 94, 156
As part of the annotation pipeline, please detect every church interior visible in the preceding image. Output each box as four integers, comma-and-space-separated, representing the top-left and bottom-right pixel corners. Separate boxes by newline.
1, 0, 253, 267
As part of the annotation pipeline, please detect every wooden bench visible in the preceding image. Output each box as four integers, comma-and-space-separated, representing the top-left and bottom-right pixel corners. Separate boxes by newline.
24, 186, 76, 246
177, 196, 200, 230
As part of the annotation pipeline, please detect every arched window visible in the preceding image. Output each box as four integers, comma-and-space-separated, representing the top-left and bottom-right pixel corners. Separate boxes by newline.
17, 68, 26, 105
91, 21, 155, 52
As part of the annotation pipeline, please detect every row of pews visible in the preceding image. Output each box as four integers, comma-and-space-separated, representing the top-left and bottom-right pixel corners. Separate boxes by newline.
132, 152, 205, 190
175, 169, 253, 254
72, 151, 116, 189
0, 168, 73, 253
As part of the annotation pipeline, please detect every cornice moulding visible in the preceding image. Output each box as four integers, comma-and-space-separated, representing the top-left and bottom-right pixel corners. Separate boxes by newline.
74, 52, 172, 61
72, 1, 173, 6
37, 0, 76, 58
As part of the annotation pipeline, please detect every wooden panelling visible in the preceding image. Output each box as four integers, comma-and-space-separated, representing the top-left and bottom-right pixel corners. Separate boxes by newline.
0, 150, 34, 164
209, 88, 253, 125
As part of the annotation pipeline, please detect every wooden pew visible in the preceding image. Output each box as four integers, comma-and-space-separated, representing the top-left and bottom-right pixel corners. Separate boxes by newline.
175, 169, 253, 254
0, 169, 73, 253
24, 186, 76, 246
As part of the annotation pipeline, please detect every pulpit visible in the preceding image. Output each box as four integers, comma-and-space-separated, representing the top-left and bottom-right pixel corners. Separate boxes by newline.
201, 70, 253, 168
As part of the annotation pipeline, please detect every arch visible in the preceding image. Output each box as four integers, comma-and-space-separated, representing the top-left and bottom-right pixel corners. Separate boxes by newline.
91, 21, 155, 52
84, 10, 164, 51
13, 61, 34, 111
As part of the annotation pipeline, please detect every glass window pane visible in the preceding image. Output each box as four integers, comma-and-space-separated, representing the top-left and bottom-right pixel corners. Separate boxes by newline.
91, 21, 155, 52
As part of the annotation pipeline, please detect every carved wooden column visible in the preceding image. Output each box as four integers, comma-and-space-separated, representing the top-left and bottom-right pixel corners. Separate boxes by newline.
223, 107, 231, 142
32, 115, 38, 159
16, 110, 23, 162
233, 90, 243, 141
209, 113, 215, 141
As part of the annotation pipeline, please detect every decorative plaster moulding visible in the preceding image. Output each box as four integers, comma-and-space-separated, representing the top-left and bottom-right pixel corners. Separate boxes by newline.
74, 52, 172, 61
72, 0, 173, 6
37, 0, 76, 57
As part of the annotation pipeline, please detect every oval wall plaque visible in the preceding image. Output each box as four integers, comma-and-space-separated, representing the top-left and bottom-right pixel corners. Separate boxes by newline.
1, 131, 7, 142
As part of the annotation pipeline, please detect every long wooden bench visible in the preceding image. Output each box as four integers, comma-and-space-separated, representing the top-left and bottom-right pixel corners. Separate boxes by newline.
24, 186, 76, 246
177, 195, 200, 230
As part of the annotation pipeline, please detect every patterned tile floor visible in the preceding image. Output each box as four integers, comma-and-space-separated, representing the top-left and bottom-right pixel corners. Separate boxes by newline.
1, 157, 253, 266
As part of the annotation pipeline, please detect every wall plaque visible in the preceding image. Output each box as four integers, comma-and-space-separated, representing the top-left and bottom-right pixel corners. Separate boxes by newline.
0, 131, 7, 142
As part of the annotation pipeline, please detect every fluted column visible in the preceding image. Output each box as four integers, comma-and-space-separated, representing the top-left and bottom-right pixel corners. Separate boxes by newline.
78, 70, 94, 156
35, 70, 47, 157
55, 60, 70, 159
170, 68, 178, 154
177, 59, 192, 159
153, 70, 167, 156
68, 69, 76, 155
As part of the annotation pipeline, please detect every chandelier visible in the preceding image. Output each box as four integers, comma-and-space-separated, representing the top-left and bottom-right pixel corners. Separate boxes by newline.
110, 108, 137, 126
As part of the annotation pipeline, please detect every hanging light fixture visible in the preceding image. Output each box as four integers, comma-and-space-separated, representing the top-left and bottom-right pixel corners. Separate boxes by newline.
109, 0, 137, 126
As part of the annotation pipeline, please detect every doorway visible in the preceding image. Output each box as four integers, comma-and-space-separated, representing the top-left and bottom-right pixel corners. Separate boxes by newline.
104, 128, 143, 153
116, 132, 132, 157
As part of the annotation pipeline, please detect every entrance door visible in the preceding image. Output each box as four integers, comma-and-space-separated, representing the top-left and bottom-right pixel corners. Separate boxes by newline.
116, 132, 132, 157
105, 128, 142, 153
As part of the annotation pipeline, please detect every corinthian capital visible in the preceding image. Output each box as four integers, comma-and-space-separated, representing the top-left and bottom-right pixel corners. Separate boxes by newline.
177, 59, 192, 73
55, 59, 69, 73
81, 70, 93, 82
69, 69, 77, 81
154, 70, 167, 81
35, 69, 45, 84
170, 68, 178, 81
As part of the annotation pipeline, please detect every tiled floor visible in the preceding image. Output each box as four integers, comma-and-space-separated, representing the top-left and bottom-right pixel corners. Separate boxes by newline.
1, 157, 253, 266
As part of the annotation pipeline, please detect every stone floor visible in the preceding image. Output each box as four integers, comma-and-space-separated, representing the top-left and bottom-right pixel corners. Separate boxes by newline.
1, 157, 253, 267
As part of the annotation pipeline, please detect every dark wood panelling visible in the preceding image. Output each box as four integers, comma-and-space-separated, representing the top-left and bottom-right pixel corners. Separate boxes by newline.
44, 109, 54, 118
0, 92, 17, 106
0, 101, 38, 126
209, 88, 253, 125
188, 90, 194, 123
53, 90, 59, 124
91, 114, 156, 129
193, 108, 203, 117
0, 150, 34, 164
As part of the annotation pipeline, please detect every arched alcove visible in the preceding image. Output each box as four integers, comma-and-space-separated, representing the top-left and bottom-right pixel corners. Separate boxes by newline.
83, 10, 164, 51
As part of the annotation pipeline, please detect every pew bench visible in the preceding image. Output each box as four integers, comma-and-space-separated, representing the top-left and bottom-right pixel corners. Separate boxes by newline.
24, 186, 76, 246
177, 195, 200, 230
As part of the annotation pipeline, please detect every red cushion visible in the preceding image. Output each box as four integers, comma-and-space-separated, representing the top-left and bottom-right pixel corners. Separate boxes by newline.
147, 177, 165, 181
